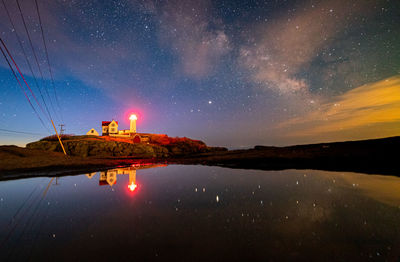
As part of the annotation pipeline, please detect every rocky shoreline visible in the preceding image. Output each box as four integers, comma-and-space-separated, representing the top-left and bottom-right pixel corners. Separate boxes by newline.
0, 134, 226, 177
1, 135, 400, 179
169, 136, 400, 175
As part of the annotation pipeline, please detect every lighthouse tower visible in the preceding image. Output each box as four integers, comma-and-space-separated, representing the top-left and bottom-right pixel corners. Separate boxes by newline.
129, 114, 137, 134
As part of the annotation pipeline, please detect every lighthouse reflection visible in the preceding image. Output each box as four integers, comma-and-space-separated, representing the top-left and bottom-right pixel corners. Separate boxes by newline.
85, 164, 167, 191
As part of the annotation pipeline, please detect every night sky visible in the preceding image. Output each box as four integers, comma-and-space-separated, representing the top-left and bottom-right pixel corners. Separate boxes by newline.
0, 0, 399, 147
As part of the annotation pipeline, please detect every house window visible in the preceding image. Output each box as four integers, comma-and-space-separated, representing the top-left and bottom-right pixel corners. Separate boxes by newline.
111, 128, 115, 132
111, 123, 115, 127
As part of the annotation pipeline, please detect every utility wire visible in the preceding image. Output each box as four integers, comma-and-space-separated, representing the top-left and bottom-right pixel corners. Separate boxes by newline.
0, 41, 50, 132
1, 1, 66, 154
0, 128, 46, 136
15, 0, 58, 124
1, 0, 52, 123
0, 38, 49, 126
34, 0, 64, 123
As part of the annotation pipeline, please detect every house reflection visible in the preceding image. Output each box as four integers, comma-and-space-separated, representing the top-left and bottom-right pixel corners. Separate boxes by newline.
86, 172, 96, 179
85, 164, 167, 190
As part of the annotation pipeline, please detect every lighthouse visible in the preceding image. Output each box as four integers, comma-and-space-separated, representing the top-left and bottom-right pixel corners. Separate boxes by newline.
129, 114, 137, 134
97, 114, 140, 138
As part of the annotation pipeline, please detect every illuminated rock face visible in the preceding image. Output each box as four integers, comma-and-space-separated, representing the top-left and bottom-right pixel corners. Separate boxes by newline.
27, 131, 227, 158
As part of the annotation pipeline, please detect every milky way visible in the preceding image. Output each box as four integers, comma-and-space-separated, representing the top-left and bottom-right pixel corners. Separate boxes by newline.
0, 0, 399, 147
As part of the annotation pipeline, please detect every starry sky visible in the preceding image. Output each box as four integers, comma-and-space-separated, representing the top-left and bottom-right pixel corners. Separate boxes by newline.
0, 0, 399, 148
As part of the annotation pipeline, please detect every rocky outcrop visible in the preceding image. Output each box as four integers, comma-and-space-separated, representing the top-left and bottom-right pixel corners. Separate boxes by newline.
26, 135, 226, 158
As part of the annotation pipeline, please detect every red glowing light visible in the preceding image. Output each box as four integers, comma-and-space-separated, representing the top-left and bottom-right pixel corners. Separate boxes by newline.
129, 114, 137, 121
128, 181, 137, 192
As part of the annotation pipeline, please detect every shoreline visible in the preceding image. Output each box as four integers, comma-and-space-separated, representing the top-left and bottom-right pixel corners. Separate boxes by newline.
1, 135, 400, 180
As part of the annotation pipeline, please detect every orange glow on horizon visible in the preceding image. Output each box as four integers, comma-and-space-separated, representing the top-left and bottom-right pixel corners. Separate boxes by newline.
278, 75, 400, 140
128, 181, 137, 192
129, 114, 138, 121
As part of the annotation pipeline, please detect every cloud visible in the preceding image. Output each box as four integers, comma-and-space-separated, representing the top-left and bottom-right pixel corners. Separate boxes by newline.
0, 0, 159, 106
0, 0, 231, 99
278, 76, 400, 140
239, 0, 377, 95
154, 0, 231, 79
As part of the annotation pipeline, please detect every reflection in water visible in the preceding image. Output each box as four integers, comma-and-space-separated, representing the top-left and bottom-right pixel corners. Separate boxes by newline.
1, 166, 400, 261
339, 173, 400, 207
128, 172, 137, 192
86, 164, 167, 191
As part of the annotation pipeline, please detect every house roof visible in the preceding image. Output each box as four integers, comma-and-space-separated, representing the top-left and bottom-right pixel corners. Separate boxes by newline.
102, 120, 118, 126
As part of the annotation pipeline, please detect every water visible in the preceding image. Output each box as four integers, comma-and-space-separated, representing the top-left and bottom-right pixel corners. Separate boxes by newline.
1, 165, 400, 261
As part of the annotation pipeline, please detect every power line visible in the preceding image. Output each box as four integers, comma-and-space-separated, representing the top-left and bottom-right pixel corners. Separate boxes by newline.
15, 0, 58, 123
34, 0, 64, 123
1, 0, 52, 123
0, 2, 67, 154
0, 128, 46, 136
0, 40, 50, 133
0, 38, 50, 129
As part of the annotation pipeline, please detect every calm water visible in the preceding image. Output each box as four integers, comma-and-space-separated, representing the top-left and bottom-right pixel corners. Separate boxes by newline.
1, 165, 400, 261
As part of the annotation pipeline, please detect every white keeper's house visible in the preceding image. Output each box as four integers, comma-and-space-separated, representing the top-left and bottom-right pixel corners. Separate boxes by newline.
86, 114, 143, 142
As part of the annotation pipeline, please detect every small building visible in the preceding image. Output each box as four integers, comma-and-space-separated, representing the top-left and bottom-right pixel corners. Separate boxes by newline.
86, 128, 99, 136
99, 171, 117, 186
100, 115, 138, 138
87, 114, 139, 139
102, 120, 118, 136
